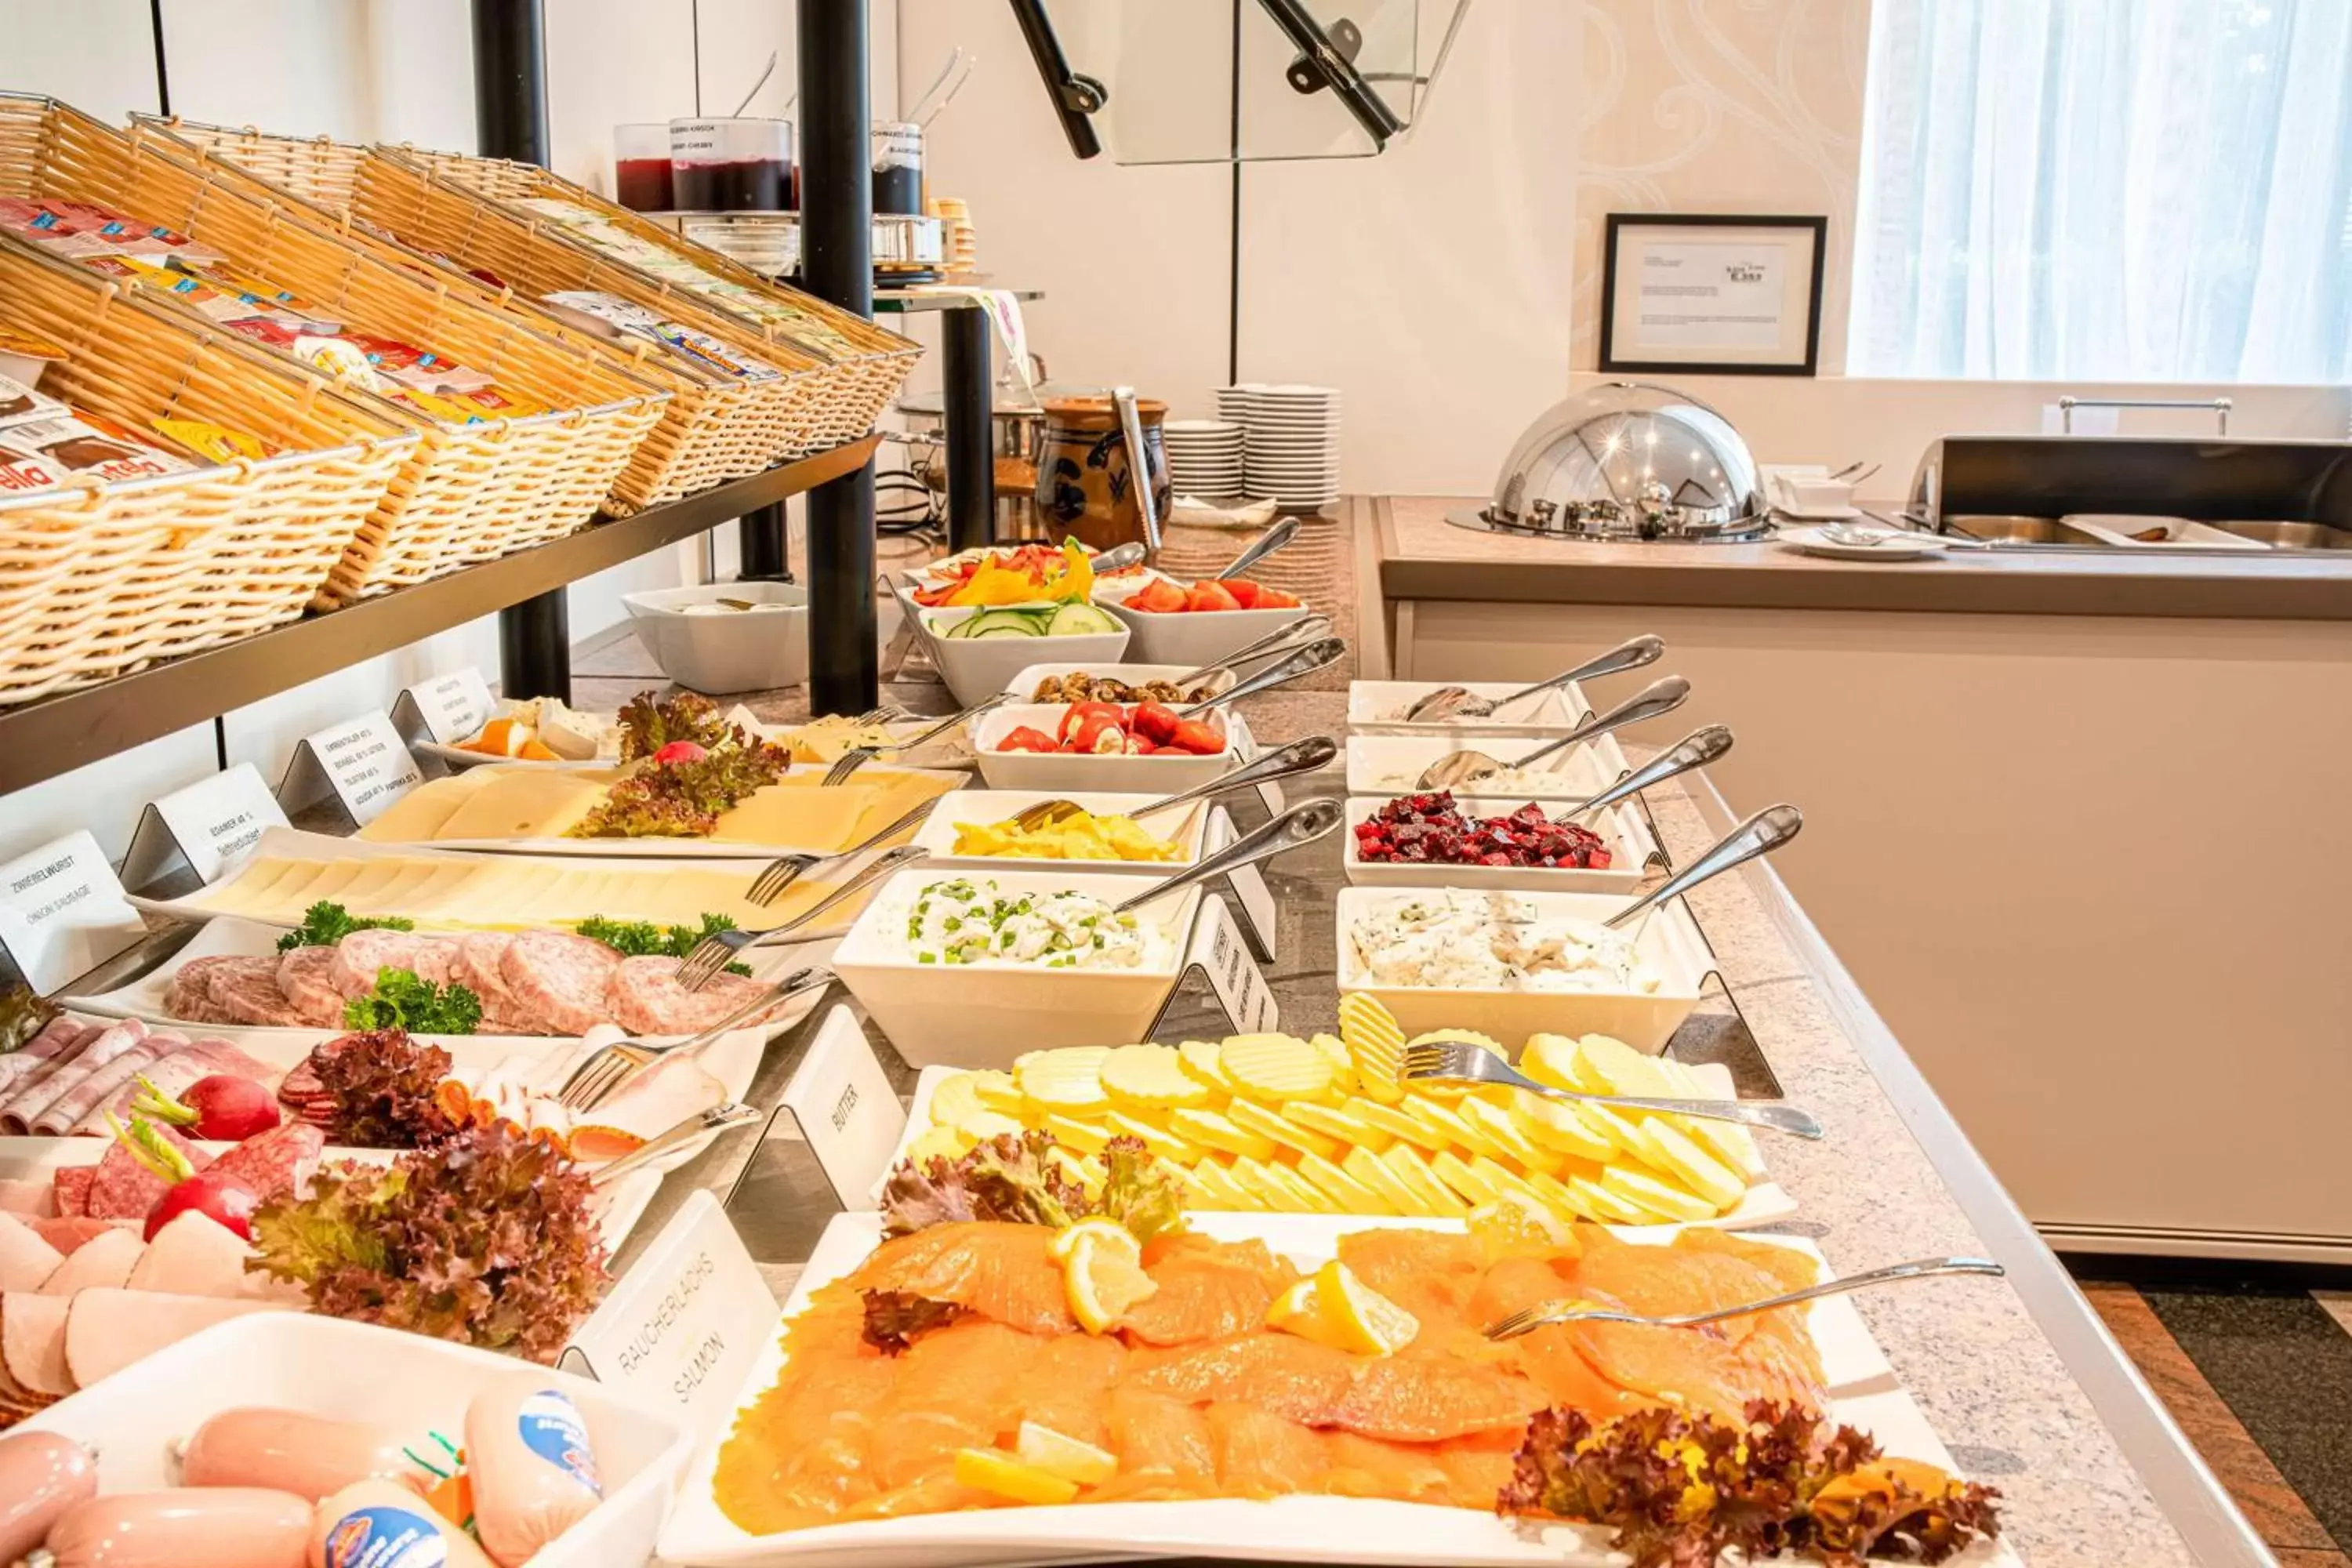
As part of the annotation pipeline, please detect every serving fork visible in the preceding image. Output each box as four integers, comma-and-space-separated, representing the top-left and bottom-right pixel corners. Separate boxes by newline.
1399, 1040, 1823, 1139
744, 796, 942, 905
557, 966, 838, 1112
1007, 735, 1339, 834
824, 693, 1009, 785
677, 843, 931, 990
1480, 1255, 2004, 1341
1401, 634, 1664, 723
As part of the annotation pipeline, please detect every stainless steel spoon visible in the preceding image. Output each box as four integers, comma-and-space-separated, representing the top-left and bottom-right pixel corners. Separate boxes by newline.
1171, 637, 1348, 717
1553, 724, 1732, 822
1402, 634, 1664, 723
1007, 735, 1339, 833
1169, 612, 1334, 687
1416, 675, 1690, 791
1602, 804, 1802, 931
1215, 516, 1301, 580
1109, 798, 1344, 914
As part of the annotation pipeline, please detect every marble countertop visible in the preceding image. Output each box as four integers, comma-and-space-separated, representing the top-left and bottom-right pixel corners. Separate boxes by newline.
1377, 495, 2352, 620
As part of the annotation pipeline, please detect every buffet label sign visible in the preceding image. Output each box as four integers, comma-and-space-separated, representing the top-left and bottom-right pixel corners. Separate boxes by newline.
280, 711, 423, 826
0, 830, 145, 993
392, 666, 496, 746
1167, 892, 1279, 1038
782, 1005, 909, 1207
122, 763, 289, 888
561, 1189, 777, 1446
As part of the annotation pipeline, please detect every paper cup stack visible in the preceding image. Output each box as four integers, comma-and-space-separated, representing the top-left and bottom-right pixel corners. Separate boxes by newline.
1163, 419, 1246, 500
1219, 383, 1341, 510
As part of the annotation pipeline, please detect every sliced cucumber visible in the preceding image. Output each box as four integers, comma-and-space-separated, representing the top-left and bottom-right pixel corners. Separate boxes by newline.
962, 608, 1049, 638
1045, 601, 1122, 636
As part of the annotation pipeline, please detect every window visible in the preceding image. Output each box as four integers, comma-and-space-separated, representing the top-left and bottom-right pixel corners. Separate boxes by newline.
1849, 0, 2352, 383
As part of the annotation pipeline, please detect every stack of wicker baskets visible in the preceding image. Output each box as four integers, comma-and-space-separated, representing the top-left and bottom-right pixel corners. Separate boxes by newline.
0, 246, 413, 704
134, 114, 920, 476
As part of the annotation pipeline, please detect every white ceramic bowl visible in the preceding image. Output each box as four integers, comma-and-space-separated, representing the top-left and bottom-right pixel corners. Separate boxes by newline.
15, 1313, 691, 1568
1346, 679, 1591, 737
915, 787, 1221, 872
1335, 884, 1711, 1054
1000, 660, 1238, 702
1345, 731, 1630, 799
831, 866, 1203, 1066
623, 581, 808, 695
1342, 793, 1660, 895
970, 702, 1240, 793
1100, 583, 1311, 667
919, 606, 1133, 706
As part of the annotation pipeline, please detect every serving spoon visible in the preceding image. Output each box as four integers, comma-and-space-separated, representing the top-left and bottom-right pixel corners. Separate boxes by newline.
1402, 634, 1664, 723
1007, 734, 1339, 833
1415, 675, 1690, 791
1109, 798, 1345, 914
1214, 515, 1301, 580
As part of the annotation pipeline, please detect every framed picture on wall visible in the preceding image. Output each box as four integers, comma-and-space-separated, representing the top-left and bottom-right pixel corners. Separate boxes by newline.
1599, 214, 1828, 376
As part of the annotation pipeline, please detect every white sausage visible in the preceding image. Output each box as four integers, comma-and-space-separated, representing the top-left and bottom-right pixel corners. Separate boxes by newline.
463, 1376, 605, 1566
39, 1487, 310, 1568
180, 1406, 429, 1501
308, 1479, 493, 1568
0, 1430, 98, 1559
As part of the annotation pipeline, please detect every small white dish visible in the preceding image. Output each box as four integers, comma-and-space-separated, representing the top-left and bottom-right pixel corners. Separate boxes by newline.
918, 605, 1133, 706
913, 787, 1222, 872
1346, 680, 1588, 737
623, 581, 809, 695
1345, 732, 1628, 800
970, 703, 1250, 793
1099, 583, 1311, 667
1780, 524, 1950, 561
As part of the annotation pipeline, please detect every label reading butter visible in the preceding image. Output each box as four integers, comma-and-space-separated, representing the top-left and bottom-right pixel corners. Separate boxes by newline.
517, 1388, 602, 1495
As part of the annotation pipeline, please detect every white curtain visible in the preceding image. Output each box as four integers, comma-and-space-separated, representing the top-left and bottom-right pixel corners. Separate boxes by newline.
1849, 0, 2352, 383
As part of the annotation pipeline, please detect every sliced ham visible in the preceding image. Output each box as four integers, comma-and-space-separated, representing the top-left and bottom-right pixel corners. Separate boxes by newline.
36, 1226, 143, 1295
76, 1036, 278, 1135
1, 1291, 73, 1396
85, 1125, 213, 1221
2, 1019, 146, 1133
0, 1177, 53, 1217
128, 1210, 302, 1301
0, 1213, 64, 1291
64, 1288, 292, 1388
568, 1051, 730, 1163
30, 1032, 177, 1136
208, 1122, 325, 1203
0, 1014, 91, 1094
31, 1218, 138, 1254
51, 1166, 93, 1219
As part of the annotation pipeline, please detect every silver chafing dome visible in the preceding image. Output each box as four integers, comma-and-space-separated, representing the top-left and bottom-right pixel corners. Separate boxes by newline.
1468, 380, 1767, 542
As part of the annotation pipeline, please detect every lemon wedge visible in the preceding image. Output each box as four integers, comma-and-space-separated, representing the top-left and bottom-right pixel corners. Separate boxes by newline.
1014, 1421, 1120, 1486
1468, 1195, 1577, 1262
954, 1446, 1082, 1505
1054, 1220, 1157, 1332
1266, 1259, 1419, 1356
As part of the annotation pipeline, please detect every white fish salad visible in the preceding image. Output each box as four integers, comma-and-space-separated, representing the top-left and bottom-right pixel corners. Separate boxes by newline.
1345, 890, 1660, 993
902, 877, 1156, 969
1370, 765, 1585, 797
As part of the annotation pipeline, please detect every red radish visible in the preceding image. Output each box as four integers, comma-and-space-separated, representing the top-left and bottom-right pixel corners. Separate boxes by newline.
145, 1168, 260, 1243
652, 740, 708, 765
179, 1076, 281, 1142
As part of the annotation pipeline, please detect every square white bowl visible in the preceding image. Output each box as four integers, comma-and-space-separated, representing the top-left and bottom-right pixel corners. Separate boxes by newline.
1342, 793, 1661, 896
1335, 884, 1712, 1053
913, 787, 1221, 872
1000, 660, 1237, 702
623, 581, 808, 695
1347, 680, 1590, 737
16, 1313, 691, 1568
1345, 731, 1630, 799
970, 702, 1240, 793
831, 866, 1203, 1066
917, 606, 1133, 706
1099, 583, 1311, 667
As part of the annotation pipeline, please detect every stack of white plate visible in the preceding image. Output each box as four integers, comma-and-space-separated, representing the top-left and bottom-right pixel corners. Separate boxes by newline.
1163, 419, 1245, 499
1219, 383, 1341, 509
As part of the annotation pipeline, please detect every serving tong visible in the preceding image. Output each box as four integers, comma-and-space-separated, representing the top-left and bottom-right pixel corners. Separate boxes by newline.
1007, 734, 1338, 835
558, 965, 839, 1112
824, 692, 1009, 785
1214, 515, 1301, 580
1416, 674, 1690, 791
676, 843, 932, 991
1402, 634, 1664, 723
1481, 1255, 2004, 1341
1399, 1040, 1821, 1139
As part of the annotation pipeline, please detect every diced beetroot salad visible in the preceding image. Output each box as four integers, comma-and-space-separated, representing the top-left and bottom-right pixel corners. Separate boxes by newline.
1354, 793, 1612, 869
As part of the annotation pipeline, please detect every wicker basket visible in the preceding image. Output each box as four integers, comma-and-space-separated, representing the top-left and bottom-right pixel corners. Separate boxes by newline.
135, 115, 916, 477
126, 114, 797, 512
0, 243, 413, 706
0, 96, 680, 604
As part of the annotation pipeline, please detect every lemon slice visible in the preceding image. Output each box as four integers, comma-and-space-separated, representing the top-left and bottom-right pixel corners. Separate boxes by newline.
1468, 1194, 1576, 1260
1014, 1421, 1119, 1486
955, 1446, 1081, 1505
1056, 1221, 1158, 1332
1268, 1260, 1419, 1356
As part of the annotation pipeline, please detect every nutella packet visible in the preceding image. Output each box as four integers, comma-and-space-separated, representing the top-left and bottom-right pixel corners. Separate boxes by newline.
0, 323, 67, 390
0, 408, 199, 495
152, 416, 274, 463
539, 290, 781, 382
0, 369, 68, 430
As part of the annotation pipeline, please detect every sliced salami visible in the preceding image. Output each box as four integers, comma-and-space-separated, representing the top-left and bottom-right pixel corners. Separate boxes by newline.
276, 945, 350, 1028
85, 1124, 213, 1221
609, 956, 773, 1036
501, 931, 622, 1036
50, 1167, 93, 1219
207, 1121, 325, 1202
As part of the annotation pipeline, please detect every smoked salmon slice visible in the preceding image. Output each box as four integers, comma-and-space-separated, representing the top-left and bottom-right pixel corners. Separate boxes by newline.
1121, 1233, 1300, 1345
853, 1221, 1075, 1334
1205, 1402, 1330, 1496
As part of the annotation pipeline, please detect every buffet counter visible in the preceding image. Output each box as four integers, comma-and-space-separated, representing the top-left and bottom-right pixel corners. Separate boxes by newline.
1372, 493, 2352, 1265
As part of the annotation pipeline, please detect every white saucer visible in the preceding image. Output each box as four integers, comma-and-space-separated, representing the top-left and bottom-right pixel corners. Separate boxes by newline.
1780, 524, 1950, 561
1773, 503, 1861, 521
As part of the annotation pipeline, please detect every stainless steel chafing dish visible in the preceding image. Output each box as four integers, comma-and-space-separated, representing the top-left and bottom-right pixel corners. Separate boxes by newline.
1449, 381, 1770, 543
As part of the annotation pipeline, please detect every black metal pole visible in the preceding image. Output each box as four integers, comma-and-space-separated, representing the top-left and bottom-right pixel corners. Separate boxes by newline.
800, 0, 878, 714
737, 503, 791, 580
942, 306, 995, 552
473, 0, 570, 699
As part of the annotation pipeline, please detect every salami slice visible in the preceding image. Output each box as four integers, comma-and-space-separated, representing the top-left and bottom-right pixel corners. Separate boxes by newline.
501, 931, 622, 1036
207, 1121, 325, 1201
85, 1123, 213, 1221
50, 1167, 93, 1219
609, 956, 774, 1036
276, 945, 350, 1028
164, 956, 243, 1022
201, 958, 304, 1028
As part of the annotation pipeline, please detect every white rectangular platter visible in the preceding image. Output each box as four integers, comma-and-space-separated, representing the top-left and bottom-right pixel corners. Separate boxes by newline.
1346, 681, 1588, 737
1341, 794, 1664, 896
892, 1064, 1797, 1229
416, 713, 975, 775
658, 1210, 2018, 1567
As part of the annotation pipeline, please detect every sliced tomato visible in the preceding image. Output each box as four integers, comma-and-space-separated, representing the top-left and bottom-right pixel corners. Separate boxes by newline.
1185, 580, 1242, 613
1224, 577, 1261, 608
1254, 585, 1303, 608
1131, 578, 1188, 613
